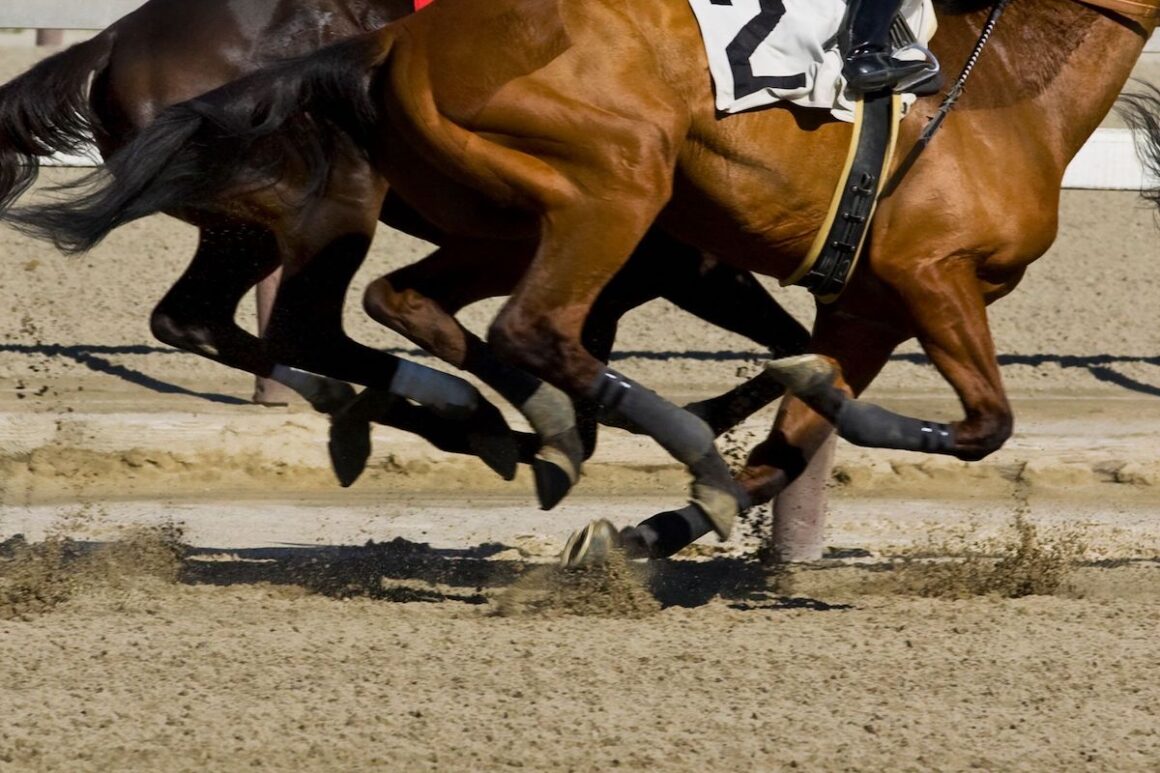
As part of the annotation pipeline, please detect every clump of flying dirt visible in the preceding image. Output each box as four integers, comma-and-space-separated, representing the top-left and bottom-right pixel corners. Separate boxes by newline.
858, 482, 1086, 600
779, 482, 1088, 602
0, 535, 81, 620
888, 512, 1086, 599
0, 525, 186, 620
494, 552, 661, 619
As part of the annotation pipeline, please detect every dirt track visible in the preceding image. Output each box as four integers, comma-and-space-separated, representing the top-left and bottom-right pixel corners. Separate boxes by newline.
0, 45, 1159, 772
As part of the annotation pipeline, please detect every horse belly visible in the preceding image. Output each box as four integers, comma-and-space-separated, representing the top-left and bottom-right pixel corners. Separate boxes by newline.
665, 107, 853, 280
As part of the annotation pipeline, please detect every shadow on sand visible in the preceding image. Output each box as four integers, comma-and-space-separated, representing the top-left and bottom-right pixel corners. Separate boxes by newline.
177, 538, 853, 612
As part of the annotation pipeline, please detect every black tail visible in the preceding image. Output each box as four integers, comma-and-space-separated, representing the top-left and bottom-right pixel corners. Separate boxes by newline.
7, 31, 390, 254
1118, 81, 1160, 213
0, 35, 113, 211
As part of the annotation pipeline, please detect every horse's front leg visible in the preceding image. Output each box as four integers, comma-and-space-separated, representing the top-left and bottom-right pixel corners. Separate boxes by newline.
487, 178, 745, 563
767, 255, 1012, 462
738, 305, 906, 503
604, 304, 904, 561
258, 197, 521, 485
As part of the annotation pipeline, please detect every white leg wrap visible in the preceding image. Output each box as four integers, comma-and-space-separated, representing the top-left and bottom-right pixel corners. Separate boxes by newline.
269, 364, 349, 407
389, 360, 479, 416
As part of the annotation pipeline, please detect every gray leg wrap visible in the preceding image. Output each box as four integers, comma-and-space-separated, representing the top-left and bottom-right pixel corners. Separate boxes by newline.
520, 382, 583, 510
589, 370, 714, 463
588, 368, 739, 539
767, 354, 956, 455
836, 399, 956, 454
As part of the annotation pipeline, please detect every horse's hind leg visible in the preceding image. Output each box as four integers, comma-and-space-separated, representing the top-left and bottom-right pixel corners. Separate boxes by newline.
363, 238, 584, 509
261, 219, 521, 483
151, 218, 355, 413
150, 221, 280, 380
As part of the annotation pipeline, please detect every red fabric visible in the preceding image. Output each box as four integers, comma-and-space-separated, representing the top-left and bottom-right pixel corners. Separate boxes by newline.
414, 0, 435, 8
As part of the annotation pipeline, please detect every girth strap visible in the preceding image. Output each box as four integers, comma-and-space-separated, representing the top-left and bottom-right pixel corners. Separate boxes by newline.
782, 93, 903, 303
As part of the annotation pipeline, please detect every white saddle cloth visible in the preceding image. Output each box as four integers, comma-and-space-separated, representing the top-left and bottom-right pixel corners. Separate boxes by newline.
688, 0, 937, 122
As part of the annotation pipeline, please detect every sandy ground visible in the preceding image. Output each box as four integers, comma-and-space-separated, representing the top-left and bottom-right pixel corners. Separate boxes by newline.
0, 47, 1158, 773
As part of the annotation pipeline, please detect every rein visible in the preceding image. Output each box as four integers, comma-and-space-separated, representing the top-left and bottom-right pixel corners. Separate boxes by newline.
917, 0, 1012, 149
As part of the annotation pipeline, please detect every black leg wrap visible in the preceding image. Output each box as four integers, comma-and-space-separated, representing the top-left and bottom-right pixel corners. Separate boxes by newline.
462, 338, 539, 406
632, 505, 717, 559
836, 399, 956, 454
684, 369, 787, 437
589, 368, 740, 542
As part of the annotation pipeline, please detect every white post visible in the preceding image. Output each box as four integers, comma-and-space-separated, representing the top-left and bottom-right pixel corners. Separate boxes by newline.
770, 431, 835, 562
35, 29, 64, 46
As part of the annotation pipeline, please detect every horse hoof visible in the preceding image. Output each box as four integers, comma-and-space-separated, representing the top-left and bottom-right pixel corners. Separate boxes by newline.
764, 354, 836, 396
560, 519, 621, 568
532, 455, 575, 510
328, 410, 372, 488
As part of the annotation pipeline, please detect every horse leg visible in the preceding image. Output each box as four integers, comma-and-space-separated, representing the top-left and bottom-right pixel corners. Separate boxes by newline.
150, 218, 390, 483
260, 216, 521, 484
623, 232, 809, 435
610, 305, 905, 561
252, 267, 295, 406
484, 180, 743, 561
580, 230, 811, 449
362, 237, 584, 509
739, 309, 905, 504
150, 221, 280, 381
151, 218, 371, 412
765, 258, 1012, 462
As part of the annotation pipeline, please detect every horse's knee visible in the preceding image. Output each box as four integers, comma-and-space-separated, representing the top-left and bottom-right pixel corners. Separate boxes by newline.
488, 310, 540, 371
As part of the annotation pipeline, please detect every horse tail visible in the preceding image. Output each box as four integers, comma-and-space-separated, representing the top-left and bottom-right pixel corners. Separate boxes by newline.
7, 30, 391, 254
0, 33, 113, 211
1118, 82, 1160, 213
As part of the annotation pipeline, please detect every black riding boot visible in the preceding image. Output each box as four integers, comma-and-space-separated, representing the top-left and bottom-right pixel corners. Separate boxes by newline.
843, 0, 932, 93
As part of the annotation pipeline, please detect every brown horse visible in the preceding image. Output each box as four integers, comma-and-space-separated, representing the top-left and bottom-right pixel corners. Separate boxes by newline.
11, 0, 1159, 562
0, 0, 807, 505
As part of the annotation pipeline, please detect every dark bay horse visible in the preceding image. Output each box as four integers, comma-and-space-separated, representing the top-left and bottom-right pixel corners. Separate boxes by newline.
11, 0, 1160, 562
0, 0, 807, 505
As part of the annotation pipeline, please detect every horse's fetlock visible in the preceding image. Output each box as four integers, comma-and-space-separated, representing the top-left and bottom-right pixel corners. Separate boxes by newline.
148, 309, 184, 348
149, 307, 215, 355
362, 276, 408, 330
954, 411, 1013, 460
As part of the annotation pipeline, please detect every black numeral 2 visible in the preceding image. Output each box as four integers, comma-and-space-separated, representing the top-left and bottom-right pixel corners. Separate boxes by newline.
712, 0, 807, 98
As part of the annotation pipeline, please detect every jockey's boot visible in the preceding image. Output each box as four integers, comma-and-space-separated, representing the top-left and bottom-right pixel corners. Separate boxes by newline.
843, 0, 933, 93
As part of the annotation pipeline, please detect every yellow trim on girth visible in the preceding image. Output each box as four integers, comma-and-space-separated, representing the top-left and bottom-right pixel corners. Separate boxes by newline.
781, 94, 905, 303
817, 93, 904, 304
781, 98, 866, 289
